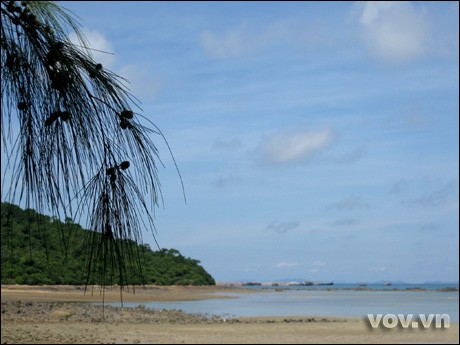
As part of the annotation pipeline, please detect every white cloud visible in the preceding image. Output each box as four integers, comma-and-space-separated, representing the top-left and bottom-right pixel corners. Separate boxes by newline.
204, 3, 457, 63
337, 145, 367, 164
213, 138, 243, 151
354, 1, 430, 64
419, 222, 442, 232
267, 221, 300, 234
69, 29, 116, 69
211, 174, 241, 189
70, 29, 160, 102
368, 266, 387, 272
257, 127, 336, 165
201, 22, 265, 59
117, 64, 160, 102
312, 261, 326, 267
327, 196, 370, 211
200, 18, 336, 59
382, 106, 431, 130
405, 182, 456, 207
276, 261, 300, 269
330, 218, 357, 227
389, 178, 409, 195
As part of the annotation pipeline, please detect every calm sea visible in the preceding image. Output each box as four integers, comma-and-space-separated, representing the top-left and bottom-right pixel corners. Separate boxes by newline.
102, 284, 459, 322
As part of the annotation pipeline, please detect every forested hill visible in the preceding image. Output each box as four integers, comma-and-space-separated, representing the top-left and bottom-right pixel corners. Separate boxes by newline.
1, 203, 215, 286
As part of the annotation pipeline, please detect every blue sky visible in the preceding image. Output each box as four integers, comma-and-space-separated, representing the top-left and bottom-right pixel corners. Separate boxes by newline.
61, 1, 458, 283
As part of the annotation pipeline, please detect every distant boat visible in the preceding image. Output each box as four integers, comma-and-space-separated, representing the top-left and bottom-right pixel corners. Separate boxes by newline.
316, 282, 334, 286
243, 282, 261, 286
383, 281, 392, 286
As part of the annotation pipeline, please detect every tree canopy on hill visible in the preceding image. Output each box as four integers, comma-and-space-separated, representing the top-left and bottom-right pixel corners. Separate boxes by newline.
1, 0, 185, 290
1, 203, 215, 286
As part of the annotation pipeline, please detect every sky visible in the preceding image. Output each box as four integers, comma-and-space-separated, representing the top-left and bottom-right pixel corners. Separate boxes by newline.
50, 1, 459, 283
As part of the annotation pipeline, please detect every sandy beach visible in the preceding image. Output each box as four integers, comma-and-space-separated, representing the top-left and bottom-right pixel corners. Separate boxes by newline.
0, 284, 245, 303
1, 285, 458, 344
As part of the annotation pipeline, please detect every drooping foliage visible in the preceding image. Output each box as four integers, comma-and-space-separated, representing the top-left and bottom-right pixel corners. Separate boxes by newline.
1, 1, 182, 288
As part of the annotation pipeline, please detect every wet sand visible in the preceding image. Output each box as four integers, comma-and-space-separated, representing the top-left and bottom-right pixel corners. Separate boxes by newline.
1, 285, 458, 344
0, 284, 245, 303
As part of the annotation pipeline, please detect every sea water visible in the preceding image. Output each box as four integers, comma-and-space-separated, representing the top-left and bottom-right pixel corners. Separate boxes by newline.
102, 285, 459, 322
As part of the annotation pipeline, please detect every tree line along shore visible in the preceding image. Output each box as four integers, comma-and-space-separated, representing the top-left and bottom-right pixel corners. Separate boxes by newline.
1, 203, 215, 286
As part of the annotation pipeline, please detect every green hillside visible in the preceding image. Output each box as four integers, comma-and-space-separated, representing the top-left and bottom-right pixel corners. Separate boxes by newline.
1, 203, 215, 286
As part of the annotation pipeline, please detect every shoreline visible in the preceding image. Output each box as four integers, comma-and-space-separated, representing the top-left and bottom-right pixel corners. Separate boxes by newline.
2, 283, 457, 303
2, 285, 459, 344
0, 284, 251, 303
